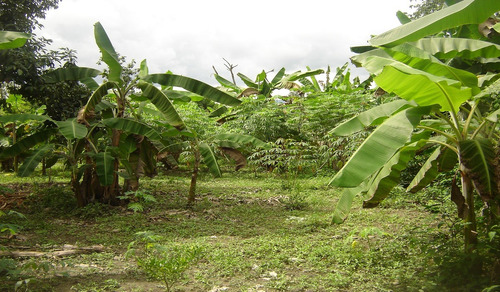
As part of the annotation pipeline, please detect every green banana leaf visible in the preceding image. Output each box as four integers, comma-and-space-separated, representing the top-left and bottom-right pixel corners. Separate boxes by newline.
437, 146, 458, 171
407, 147, 444, 193
17, 144, 53, 177
83, 82, 118, 115
209, 106, 228, 118
43, 67, 101, 84
164, 90, 201, 102
459, 138, 498, 201
94, 22, 122, 84
332, 184, 365, 224
95, 151, 115, 186
0, 129, 56, 160
368, 57, 472, 112
144, 74, 241, 107
102, 118, 162, 141
412, 38, 500, 60
396, 11, 412, 25
329, 106, 433, 188
214, 74, 241, 92
139, 59, 149, 80
330, 100, 412, 136
138, 83, 185, 129
369, 0, 500, 47
271, 68, 286, 85
363, 139, 429, 208
0, 114, 52, 124
306, 66, 322, 91
56, 119, 88, 140
213, 133, 270, 149
384, 44, 479, 89
119, 134, 138, 157
199, 142, 222, 177
237, 73, 259, 88
0, 31, 30, 49
285, 69, 325, 82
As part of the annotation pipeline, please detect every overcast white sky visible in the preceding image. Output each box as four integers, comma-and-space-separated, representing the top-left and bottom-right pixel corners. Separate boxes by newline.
36, 0, 413, 85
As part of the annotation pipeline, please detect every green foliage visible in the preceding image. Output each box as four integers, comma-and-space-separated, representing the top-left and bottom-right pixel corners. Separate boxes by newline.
331, 0, 500, 254
248, 138, 317, 174
0, 209, 25, 236
25, 184, 77, 214
70, 279, 120, 291
118, 189, 157, 213
126, 232, 203, 292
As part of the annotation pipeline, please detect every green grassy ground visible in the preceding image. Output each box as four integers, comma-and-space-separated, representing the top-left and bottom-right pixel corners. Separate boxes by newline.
0, 170, 498, 291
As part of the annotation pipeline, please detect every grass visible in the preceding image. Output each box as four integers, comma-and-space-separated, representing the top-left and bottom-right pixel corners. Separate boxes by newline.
1, 170, 499, 291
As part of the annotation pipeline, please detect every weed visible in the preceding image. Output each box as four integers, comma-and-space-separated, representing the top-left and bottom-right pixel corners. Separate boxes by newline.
0, 209, 25, 236
118, 189, 157, 213
126, 231, 204, 292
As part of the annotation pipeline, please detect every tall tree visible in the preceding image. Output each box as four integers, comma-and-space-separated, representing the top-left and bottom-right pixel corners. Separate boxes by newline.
0, 0, 90, 119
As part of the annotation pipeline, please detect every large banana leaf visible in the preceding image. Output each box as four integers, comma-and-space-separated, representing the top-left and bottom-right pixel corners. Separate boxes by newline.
139, 59, 149, 80
369, 0, 500, 47
329, 106, 433, 188
144, 74, 241, 107
95, 151, 115, 186
94, 22, 122, 84
384, 44, 479, 89
407, 147, 449, 193
237, 73, 259, 88
199, 142, 222, 177
138, 83, 185, 129
368, 57, 472, 112
17, 144, 53, 177
209, 106, 228, 118
330, 100, 412, 136
459, 138, 498, 201
213, 133, 270, 149
43, 67, 101, 83
412, 38, 500, 60
271, 68, 286, 84
119, 134, 138, 157
214, 74, 241, 92
56, 119, 88, 140
363, 138, 429, 208
102, 118, 162, 141
332, 184, 365, 224
0, 31, 30, 49
0, 114, 52, 124
0, 129, 56, 160
83, 82, 118, 115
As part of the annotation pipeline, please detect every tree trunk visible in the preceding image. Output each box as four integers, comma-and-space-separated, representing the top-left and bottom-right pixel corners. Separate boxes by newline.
187, 147, 200, 206
461, 167, 478, 252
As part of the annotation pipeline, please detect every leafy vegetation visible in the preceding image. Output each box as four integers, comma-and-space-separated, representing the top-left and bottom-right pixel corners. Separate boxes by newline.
1, 0, 499, 290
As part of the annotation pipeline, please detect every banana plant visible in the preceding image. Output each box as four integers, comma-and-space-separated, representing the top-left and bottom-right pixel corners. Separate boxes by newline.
211, 67, 324, 121
330, 0, 500, 251
179, 133, 270, 206
39, 22, 241, 206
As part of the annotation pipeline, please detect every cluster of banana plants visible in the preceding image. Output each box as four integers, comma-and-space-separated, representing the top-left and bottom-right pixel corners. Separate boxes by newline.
329, 0, 500, 250
209, 67, 324, 120
0, 23, 268, 207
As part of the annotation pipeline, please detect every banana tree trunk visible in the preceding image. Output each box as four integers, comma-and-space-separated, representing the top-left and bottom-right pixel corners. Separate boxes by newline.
461, 166, 477, 252
187, 146, 201, 206
103, 128, 122, 204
